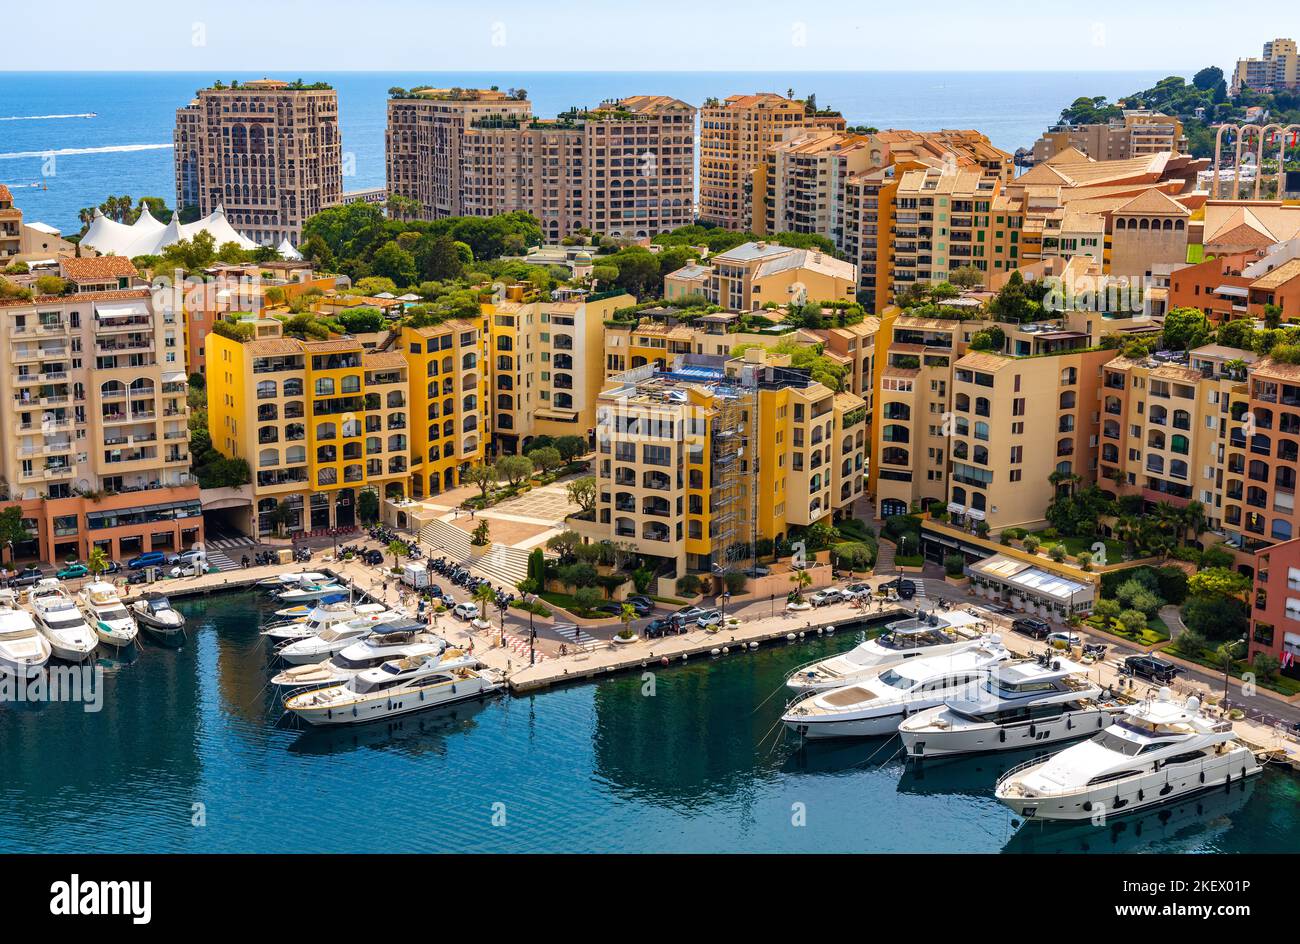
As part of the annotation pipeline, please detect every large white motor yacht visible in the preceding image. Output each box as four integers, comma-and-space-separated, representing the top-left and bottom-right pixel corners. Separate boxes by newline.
262, 601, 391, 642
781, 637, 1010, 739
0, 589, 51, 677
276, 580, 349, 604
787, 611, 985, 693
899, 653, 1129, 758
79, 581, 138, 649
283, 652, 503, 726
271, 625, 448, 688
995, 689, 1263, 821
276, 616, 389, 665
29, 579, 97, 662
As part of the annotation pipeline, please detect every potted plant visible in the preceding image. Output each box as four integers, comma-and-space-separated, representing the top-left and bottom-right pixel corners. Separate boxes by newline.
468, 519, 492, 559
612, 602, 639, 644
943, 553, 968, 586
786, 569, 813, 611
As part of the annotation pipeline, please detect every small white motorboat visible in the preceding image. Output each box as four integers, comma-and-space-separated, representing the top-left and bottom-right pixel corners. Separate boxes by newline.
79, 581, 139, 649
130, 592, 186, 640
276, 581, 349, 604
262, 601, 392, 642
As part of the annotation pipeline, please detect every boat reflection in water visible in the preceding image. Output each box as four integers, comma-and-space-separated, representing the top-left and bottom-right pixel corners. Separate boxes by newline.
1003, 777, 1256, 854
285, 696, 491, 759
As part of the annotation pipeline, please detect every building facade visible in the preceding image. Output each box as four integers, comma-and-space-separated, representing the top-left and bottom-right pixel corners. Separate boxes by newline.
0, 265, 200, 564
174, 79, 343, 246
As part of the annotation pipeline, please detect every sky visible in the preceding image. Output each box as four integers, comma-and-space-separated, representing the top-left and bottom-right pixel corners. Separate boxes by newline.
1, 1, 1268, 73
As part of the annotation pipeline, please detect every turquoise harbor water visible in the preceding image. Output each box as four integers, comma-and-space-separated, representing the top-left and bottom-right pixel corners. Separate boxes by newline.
0, 590, 1296, 853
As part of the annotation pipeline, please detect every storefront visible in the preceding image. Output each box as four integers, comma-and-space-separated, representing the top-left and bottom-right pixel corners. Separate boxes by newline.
967, 554, 1094, 621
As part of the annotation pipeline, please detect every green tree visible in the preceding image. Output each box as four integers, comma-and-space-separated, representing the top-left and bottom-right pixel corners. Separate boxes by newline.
527, 445, 562, 474
87, 546, 109, 578
565, 475, 597, 515
370, 240, 417, 287
0, 507, 32, 562
617, 603, 637, 639
387, 539, 410, 569
554, 435, 587, 462
1162, 306, 1213, 351
464, 463, 497, 501
357, 490, 380, 525
1187, 567, 1251, 600
497, 454, 534, 487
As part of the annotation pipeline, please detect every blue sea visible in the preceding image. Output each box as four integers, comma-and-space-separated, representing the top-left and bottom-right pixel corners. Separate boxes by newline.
0, 590, 1294, 854
0, 70, 1178, 236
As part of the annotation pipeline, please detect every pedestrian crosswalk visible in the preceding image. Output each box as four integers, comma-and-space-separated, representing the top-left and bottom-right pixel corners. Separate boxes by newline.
208, 537, 255, 551
551, 622, 599, 651
911, 582, 928, 600
204, 549, 240, 573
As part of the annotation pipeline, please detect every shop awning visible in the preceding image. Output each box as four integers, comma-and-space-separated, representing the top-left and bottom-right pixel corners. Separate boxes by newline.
947, 502, 966, 515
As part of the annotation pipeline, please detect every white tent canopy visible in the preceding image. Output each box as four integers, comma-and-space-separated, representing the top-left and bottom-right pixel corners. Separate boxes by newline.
81, 205, 261, 259
276, 238, 302, 261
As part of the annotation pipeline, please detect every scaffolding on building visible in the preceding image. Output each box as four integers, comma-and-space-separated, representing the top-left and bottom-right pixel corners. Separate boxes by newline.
709, 373, 760, 580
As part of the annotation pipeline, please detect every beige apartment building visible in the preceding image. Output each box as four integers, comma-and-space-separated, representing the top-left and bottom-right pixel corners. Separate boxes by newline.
1031, 111, 1188, 164
890, 166, 1024, 296
385, 88, 532, 221
663, 240, 857, 311
174, 79, 343, 247
758, 130, 876, 244
483, 291, 633, 455
698, 93, 844, 230
0, 259, 200, 564
1097, 346, 1255, 536
1233, 38, 1299, 93
394, 92, 695, 239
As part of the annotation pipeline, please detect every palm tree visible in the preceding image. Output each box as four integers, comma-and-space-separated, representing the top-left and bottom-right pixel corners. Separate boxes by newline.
618, 603, 637, 640
1214, 639, 1244, 703
789, 568, 813, 602
88, 546, 109, 578
387, 539, 409, 570
473, 582, 497, 638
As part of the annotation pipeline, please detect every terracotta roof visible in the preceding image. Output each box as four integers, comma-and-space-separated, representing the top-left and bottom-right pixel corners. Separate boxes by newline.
0, 287, 150, 308
303, 338, 361, 353
1115, 188, 1189, 216
363, 351, 407, 369
1253, 358, 1300, 382
247, 339, 304, 356
60, 255, 139, 280
1251, 258, 1300, 291
955, 352, 1013, 372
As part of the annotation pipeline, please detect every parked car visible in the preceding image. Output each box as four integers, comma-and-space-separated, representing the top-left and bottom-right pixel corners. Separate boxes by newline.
101, 560, 122, 575
809, 588, 845, 607
7, 566, 44, 587
362, 549, 384, 566
1047, 631, 1082, 649
678, 606, 710, 622
1011, 616, 1052, 639
1123, 655, 1180, 684
643, 617, 674, 638
128, 552, 168, 570
625, 595, 655, 613
452, 601, 480, 621
842, 583, 873, 600
56, 563, 88, 580
169, 549, 206, 567
697, 609, 724, 629
881, 577, 916, 599
595, 602, 625, 617
169, 562, 205, 578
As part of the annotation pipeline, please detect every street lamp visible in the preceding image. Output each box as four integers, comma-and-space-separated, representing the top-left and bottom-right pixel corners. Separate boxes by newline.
525, 593, 537, 665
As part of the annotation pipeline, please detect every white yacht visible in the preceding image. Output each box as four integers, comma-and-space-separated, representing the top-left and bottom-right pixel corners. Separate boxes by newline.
781, 637, 1009, 739
898, 654, 1129, 758
29, 579, 97, 662
276, 580, 350, 604
79, 581, 138, 649
271, 625, 447, 688
0, 589, 50, 677
284, 652, 503, 726
257, 571, 332, 589
262, 601, 391, 642
787, 612, 985, 693
995, 689, 1263, 822
276, 617, 383, 665
130, 592, 185, 640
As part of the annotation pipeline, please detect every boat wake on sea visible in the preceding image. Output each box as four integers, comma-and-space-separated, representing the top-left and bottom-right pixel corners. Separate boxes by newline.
0, 112, 96, 121
0, 142, 172, 160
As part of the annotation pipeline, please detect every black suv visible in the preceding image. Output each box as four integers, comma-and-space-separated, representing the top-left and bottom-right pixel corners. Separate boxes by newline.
882, 577, 916, 599
1123, 655, 1180, 683
1011, 616, 1052, 639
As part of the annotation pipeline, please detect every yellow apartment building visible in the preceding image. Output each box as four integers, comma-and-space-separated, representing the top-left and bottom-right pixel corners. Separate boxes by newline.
574, 349, 866, 581
206, 316, 487, 536
483, 290, 633, 454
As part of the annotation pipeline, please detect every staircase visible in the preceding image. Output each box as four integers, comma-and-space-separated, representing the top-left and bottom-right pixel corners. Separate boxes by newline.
416, 518, 533, 589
